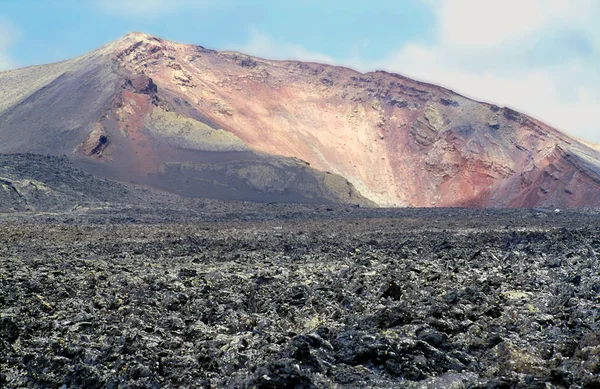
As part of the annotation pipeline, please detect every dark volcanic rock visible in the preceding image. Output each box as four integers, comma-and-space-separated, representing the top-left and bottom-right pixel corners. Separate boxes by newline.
1, 209, 600, 388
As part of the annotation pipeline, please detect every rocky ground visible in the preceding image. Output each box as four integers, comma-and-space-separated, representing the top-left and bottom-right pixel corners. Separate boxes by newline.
1, 208, 600, 388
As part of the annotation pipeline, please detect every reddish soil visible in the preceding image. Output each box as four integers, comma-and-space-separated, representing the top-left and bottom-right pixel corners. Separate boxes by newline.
104, 33, 600, 208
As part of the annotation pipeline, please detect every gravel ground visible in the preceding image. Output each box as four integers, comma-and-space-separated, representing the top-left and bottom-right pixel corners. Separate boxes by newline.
1, 209, 600, 388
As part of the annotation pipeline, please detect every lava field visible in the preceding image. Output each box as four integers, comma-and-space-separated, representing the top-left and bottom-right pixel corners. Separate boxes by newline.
1, 209, 600, 388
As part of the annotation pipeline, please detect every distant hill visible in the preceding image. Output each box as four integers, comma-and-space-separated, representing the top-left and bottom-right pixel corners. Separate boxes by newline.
0, 32, 599, 207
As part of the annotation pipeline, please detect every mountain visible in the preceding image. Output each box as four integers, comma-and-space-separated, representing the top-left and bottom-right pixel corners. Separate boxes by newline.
1, 32, 599, 208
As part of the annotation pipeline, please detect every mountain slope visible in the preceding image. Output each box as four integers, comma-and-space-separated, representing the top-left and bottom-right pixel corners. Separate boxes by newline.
1, 32, 599, 207
0, 154, 141, 212
0, 38, 371, 206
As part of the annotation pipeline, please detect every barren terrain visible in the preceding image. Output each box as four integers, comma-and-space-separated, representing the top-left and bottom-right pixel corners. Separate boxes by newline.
2, 207, 600, 388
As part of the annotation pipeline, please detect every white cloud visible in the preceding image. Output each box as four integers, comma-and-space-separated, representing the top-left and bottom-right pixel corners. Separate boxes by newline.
231, 27, 336, 64
96, 0, 225, 18
436, 0, 596, 47
0, 20, 18, 71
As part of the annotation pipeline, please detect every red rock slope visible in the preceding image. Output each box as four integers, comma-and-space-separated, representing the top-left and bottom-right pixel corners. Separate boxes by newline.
1, 32, 599, 207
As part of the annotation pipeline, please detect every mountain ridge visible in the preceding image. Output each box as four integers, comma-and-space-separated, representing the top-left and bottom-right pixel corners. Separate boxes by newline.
0, 32, 599, 208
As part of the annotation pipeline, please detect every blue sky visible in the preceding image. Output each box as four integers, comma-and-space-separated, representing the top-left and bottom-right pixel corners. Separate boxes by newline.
1, 0, 599, 143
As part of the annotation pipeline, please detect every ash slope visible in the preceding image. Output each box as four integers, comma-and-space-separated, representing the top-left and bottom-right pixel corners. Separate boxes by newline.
1, 212, 600, 388
1, 32, 600, 207
0, 154, 145, 212
0, 153, 377, 217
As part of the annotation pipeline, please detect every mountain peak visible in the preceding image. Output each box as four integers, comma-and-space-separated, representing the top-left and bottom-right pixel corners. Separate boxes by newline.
110, 31, 165, 49
121, 31, 158, 42
94, 32, 165, 57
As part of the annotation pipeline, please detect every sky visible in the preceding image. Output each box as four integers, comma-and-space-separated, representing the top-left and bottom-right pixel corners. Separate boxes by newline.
0, 0, 599, 143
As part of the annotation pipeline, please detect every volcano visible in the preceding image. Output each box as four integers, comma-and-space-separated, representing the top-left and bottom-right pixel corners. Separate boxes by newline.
1, 32, 599, 208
